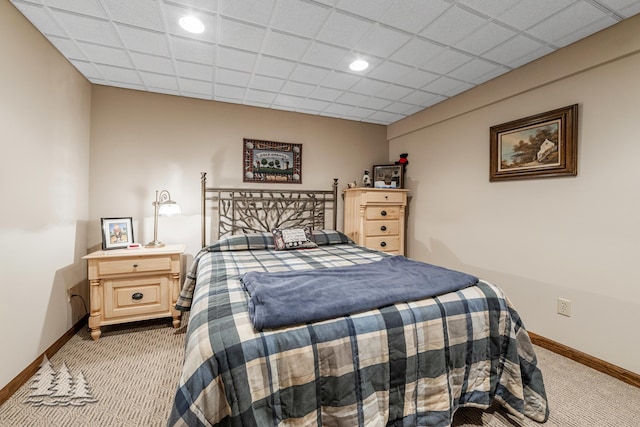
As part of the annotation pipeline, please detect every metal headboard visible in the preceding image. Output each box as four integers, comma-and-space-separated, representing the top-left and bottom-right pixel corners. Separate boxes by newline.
201, 172, 338, 247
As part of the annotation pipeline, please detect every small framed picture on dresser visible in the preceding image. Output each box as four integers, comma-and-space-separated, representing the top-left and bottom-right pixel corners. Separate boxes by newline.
372, 164, 404, 189
101, 217, 134, 250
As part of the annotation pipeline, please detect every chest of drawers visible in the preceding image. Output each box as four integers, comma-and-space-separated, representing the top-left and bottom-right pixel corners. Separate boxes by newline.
83, 244, 185, 340
343, 188, 409, 255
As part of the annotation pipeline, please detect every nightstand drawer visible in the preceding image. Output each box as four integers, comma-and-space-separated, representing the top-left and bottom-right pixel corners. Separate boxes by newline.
365, 192, 404, 204
365, 236, 400, 252
365, 220, 399, 236
97, 256, 172, 276
104, 277, 170, 319
366, 206, 401, 220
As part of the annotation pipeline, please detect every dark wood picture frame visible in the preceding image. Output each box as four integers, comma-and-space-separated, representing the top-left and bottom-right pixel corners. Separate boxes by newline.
372, 164, 404, 189
101, 217, 134, 250
243, 138, 302, 184
490, 104, 578, 181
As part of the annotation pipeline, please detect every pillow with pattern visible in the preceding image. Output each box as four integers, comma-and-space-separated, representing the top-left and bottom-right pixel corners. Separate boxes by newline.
272, 226, 318, 250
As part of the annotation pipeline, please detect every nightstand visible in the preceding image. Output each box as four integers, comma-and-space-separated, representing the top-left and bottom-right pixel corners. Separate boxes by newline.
343, 188, 409, 255
82, 244, 185, 340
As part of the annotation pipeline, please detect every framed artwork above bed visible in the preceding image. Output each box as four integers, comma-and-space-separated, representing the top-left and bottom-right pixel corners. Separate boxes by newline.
243, 138, 302, 184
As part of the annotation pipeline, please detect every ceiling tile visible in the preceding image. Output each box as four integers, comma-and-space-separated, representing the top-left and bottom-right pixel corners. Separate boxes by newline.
389, 38, 446, 67
116, 25, 171, 57
70, 60, 101, 79
367, 61, 414, 83
336, 0, 396, 21
448, 58, 501, 82
399, 69, 439, 89
281, 80, 316, 96
245, 88, 277, 104
179, 77, 212, 95
379, 0, 450, 33
176, 60, 213, 80
165, 0, 218, 13
250, 75, 285, 92
290, 63, 331, 85
42, 0, 107, 17
102, 0, 164, 31
94, 63, 141, 84
301, 41, 349, 68
13, 2, 66, 37
169, 36, 216, 65
255, 56, 297, 79
383, 101, 415, 114
262, 30, 312, 61
456, 0, 518, 18
497, 0, 575, 30
299, 97, 331, 111
527, 2, 612, 44
420, 5, 486, 46
482, 34, 546, 66
316, 11, 374, 47
214, 83, 246, 99
421, 49, 473, 74
320, 71, 360, 90
77, 41, 132, 67
359, 96, 392, 110
455, 22, 518, 55
47, 35, 86, 60
376, 84, 413, 100
216, 46, 257, 71
400, 90, 444, 106
555, 15, 618, 47
356, 25, 412, 58
51, 10, 121, 45
130, 52, 174, 74
218, 0, 275, 26
507, 45, 554, 68
336, 92, 369, 105
423, 76, 467, 96
309, 86, 343, 101
271, 0, 332, 37
140, 71, 179, 90
349, 78, 389, 95
218, 17, 266, 52
273, 93, 305, 108
216, 68, 251, 87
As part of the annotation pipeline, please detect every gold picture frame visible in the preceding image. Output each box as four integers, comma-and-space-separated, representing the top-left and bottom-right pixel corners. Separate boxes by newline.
490, 104, 578, 181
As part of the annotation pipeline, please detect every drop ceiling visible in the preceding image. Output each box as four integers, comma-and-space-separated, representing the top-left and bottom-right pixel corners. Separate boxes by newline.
10, 0, 640, 125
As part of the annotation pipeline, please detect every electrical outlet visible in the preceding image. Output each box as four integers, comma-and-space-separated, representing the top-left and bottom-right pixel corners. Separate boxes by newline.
66, 288, 72, 303
557, 298, 571, 317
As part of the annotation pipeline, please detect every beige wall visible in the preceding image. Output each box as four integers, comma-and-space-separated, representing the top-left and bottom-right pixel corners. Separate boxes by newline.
388, 15, 640, 374
89, 86, 388, 257
0, 1, 91, 390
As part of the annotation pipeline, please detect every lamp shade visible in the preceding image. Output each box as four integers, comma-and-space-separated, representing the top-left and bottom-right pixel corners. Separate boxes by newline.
158, 201, 181, 216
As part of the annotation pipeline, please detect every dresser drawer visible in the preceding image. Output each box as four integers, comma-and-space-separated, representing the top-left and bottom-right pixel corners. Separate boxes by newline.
365, 191, 405, 204
104, 277, 170, 319
97, 256, 172, 276
366, 206, 401, 220
365, 220, 399, 237
365, 235, 400, 252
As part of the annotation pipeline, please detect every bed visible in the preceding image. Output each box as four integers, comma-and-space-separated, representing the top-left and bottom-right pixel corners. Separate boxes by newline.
168, 174, 548, 427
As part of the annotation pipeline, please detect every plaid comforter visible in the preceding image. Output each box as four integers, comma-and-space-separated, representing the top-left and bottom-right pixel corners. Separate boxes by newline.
169, 231, 548, 427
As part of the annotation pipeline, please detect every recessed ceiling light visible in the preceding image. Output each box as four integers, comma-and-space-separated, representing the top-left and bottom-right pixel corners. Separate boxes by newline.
179, 15, 205, 34
349, 59, 369, 71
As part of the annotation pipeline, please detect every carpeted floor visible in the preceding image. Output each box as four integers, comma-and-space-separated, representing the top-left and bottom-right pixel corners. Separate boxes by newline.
1, 316, 638, 427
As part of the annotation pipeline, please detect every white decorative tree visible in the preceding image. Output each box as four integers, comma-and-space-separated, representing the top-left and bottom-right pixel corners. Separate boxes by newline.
24, 355, 56, 406
49, 363, 73, 406
70, 371, 97, 406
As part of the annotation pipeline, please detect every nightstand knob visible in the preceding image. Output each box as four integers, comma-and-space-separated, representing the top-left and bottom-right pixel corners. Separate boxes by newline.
385, 195, 388, 199
380, 225, 387, 231
132, 264, 139, 268
380, 241, 387, 247
132, 293, 143, 301
380, 210, 387, 216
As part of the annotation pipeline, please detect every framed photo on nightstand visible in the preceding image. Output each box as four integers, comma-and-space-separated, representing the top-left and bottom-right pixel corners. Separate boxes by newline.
101, 217, 134, 250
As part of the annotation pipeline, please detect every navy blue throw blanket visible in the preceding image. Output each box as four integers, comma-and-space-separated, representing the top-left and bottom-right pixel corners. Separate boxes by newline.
241, 256, 478, 330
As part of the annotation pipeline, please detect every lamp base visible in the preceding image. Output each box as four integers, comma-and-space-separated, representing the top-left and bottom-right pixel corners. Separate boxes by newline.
145, 240, 165, 248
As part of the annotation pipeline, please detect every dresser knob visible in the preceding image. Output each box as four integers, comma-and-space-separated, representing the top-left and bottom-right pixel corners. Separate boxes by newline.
132, 264, 139, 268
132, 293, 143, 301
380, 241, 387, 247
380, 210, 387, 216
380, 225, 387, 231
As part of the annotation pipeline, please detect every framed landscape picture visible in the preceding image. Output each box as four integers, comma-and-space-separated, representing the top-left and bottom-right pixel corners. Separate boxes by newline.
490, 104, 578, 181
243, 138, 302, 184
